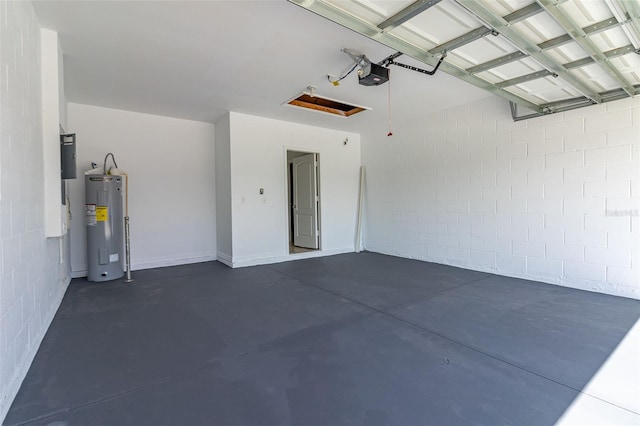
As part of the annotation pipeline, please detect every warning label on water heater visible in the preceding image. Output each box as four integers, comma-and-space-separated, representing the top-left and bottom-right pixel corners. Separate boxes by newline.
96, 206, 108, 222
86, 204, 97, 226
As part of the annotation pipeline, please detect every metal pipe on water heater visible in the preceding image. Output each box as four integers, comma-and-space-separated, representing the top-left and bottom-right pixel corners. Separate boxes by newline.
122, 172, 133, 283
124, 216, 132, 282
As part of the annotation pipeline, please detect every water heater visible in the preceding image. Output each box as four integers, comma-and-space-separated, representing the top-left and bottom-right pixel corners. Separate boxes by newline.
85, 174, 124, 281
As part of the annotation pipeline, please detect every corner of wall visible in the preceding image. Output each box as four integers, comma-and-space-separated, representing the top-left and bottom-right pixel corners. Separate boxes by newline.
1, 1, 72, 422
66, 103, 217, 276
214, 112, 233, 259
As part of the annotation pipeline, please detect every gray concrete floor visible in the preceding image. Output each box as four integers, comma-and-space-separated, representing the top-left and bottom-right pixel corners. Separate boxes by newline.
4, 252, 640, 426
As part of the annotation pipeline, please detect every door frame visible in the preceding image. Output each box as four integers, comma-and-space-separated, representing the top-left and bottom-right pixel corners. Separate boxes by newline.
284, 148, 322, 254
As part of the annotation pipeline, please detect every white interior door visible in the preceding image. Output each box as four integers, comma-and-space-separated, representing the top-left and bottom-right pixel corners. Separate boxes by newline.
292, 153, 318, 249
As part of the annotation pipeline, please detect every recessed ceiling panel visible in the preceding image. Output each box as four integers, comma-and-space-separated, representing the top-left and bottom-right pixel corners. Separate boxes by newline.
480, 0, 538, 17
389, 3, 480, 47
432, 0, 483, 27
507, 77, 582, 103
590, 27, 633, 51
387, 25, 439, 51
559, 0, 615, 28
611, 54, 640, 84
545, 42, 590, 63
450, 35, 519, 69
516, 75, 572, 93
442, 50, 476, 70
511, 13, 567, 44
477, 58, 545, 83
571, 63, 623, 92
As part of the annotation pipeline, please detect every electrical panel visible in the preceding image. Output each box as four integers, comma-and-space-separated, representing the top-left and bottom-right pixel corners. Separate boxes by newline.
60, 133, 77, 179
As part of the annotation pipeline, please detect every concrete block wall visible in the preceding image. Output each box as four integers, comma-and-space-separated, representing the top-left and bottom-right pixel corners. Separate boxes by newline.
362, 95, 639, 299
0, 0, 71, 421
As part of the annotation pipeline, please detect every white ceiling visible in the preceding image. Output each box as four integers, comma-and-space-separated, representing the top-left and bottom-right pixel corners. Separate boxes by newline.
32, 0, 492, 132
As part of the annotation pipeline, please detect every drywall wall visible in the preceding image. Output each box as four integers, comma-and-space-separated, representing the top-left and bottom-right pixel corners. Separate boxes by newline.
225, 112, 361, 267
66, 103, 216, 275
215, 113, 232, 264
1, 0, 71, 421
362, 96, 639, 299
41, 29, 66, 237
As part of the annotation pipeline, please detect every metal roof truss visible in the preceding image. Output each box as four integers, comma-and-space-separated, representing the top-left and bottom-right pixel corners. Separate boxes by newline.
288, 0, 640, 119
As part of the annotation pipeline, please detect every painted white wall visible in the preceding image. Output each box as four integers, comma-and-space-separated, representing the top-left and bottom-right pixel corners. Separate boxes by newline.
67, 103, 216, 275
57, 33, 67, 132
362, 96, 640, 299
1, 1, 71, 421
215, 113, 232, 263
226, 112, 361, 267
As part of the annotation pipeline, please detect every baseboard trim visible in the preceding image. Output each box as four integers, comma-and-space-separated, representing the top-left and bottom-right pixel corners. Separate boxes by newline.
71, 254, 217, 277
364, 246, 640, 300
72, 249, 357, 272
216, 252, 233, 268
229, 247, 354, 268
132, 255, 216, 271
71, 269, 87, 278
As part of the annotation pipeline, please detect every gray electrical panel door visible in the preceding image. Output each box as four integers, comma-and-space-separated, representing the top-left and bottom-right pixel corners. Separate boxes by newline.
85, 175, 124, 282
60, 134, 77, 179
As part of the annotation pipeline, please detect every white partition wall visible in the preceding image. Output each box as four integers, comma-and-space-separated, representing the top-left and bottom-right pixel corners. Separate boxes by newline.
218, 112, 361, 267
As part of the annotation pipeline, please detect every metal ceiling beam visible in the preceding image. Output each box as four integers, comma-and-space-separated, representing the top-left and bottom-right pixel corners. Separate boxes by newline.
553, 87, 640, 107
378, 0, 442, 32
600, 84, 640, 99
287, 0, 544, 112
495, 45, 634, 89
497, 70, 554, 88
429, 3, 545, 55
466, 51, 527, 74
503, 2, 543, 24
582, 17, 625, 35
605, 0, 640, 49
429, 27, 492, 54
536, 0, 635, 97
456, 0, 602, 103
564, 44, 636, 69
624, 0, 640, 38
538, 17, 621, 51
512, 83, 640, 121
542, 96, 590, 109
541, 84, 640, 109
